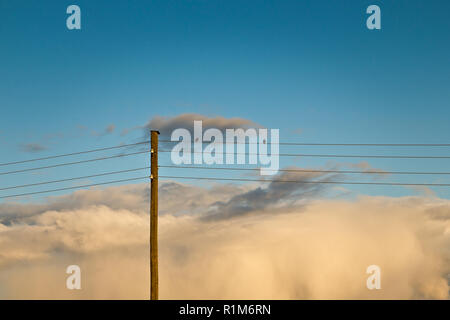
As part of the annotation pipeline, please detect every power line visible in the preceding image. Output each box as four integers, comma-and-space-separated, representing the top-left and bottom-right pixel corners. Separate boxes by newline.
159, 175, 450, 187
0, 151, 148, 176
0, 141, 149, 167
159, 150, 450, 159
0, 167, 150, 191
268, 142, 450, 147
2, 139, 448, 169
0, 176, 149, 200
159, 140, 450, 147
158, 165, 450, 175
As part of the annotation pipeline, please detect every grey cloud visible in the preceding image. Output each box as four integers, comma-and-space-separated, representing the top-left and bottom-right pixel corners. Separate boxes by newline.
90, 124, 117, 137
19, 131, 66, 153
203, 168, 339, 220
20, 143, 47, 153
114, 113, 264, 153
106, 124, 116, 134
346, 161, 389, 179
145, 113, 262, 138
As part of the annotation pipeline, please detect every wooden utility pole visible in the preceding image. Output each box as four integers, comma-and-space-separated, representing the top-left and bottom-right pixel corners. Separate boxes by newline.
150, 130, 160, 300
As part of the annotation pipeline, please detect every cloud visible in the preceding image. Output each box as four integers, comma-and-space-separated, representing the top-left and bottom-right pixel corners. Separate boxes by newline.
0, 181, 449, 299
105, 124, 116, 134
159, 197, 450, 299
0, 181, 252, 227
91, 124, 117, 137
117, 113, 264, 152
346, 161, 382, 172
20, 143, 47, 153
407, 185, 437, 198
291, 128, 303, 135
144, 113, 261, 137
204, 168, 339, 220
18, 131, 65, 153
0, 164, 340, 224
120, 126, 141, 137
0, 184, 149, 225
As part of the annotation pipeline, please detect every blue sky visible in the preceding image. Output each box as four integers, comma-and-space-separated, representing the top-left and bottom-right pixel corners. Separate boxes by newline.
0, 0, 449, 201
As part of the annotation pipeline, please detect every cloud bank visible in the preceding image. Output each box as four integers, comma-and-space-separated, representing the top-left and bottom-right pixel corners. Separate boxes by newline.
0, 181, 449, 299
